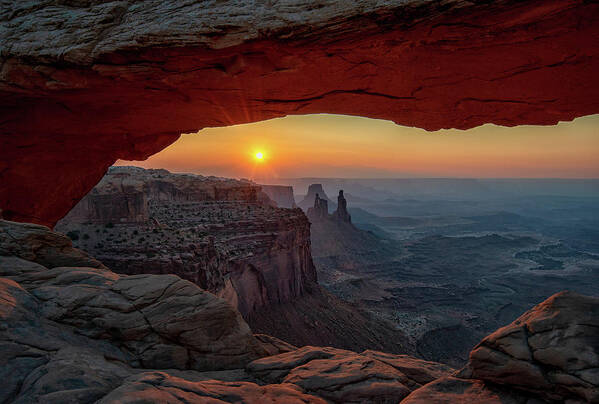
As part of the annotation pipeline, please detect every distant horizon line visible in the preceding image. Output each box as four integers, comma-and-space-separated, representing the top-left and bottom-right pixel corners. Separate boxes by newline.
112, 165, 599, 181
253, 176, 599, 181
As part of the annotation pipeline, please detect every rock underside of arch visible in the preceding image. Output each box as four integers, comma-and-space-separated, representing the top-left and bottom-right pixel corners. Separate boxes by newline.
1, 0, 598, 227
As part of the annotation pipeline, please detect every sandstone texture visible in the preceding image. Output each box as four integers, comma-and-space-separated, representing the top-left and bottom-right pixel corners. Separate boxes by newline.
1, 218, 599, 403
403, 291, 599, 404
0, 221, 267, 373
247, 345, 454, 403
401, 376, 544, 404
56, 166, 317, 318
56, 166, 414, 355
98, 373, 328, 404
4, 1, 597, 227
0, 218, 441, 403
462, 290, 599, 403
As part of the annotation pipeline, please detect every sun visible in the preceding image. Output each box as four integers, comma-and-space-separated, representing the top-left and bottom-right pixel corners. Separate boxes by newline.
255, 151, 264, 160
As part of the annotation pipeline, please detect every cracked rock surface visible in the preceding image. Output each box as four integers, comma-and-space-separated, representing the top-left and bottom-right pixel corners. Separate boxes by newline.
463, 290, 599, 403
0, 218, 450, 403
1, 218, 599, 402
248, 345, 454, 403
2, 1, 599, 226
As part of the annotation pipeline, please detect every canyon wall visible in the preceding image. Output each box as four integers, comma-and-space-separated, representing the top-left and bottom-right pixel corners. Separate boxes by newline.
57, 167, 412, 353
57, 167, 317, 317
259, 185, 297, 209
2, 0, 598, 227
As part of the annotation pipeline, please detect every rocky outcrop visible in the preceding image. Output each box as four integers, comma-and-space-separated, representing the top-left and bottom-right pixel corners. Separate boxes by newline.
98, 373, 328, 404
306, 188, 352, 225
248, 346, 453, 403
0, 218, 446, 403
0, 221, 267, 373
332, 190, 352, 223
403, 291, 599, 404
260, 185, 297, 209
401, 376, 544, 404
307, 193, 329, 221
461, 291, 599, 403
56, 167, 414, 355
56, 167, 316, 319
2, 1, 598, 228
2, 218, 599, 403
298, 184, 335, 212
0, 219, 105, 270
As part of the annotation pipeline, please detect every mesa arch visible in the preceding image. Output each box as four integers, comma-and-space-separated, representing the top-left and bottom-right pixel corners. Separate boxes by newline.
1, 0, 598, 228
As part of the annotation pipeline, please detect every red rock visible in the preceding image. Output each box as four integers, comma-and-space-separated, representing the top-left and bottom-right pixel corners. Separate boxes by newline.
1, 1, 598, 227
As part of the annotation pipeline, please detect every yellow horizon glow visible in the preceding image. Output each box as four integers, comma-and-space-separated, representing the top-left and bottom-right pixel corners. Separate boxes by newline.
116, 114, 599, 179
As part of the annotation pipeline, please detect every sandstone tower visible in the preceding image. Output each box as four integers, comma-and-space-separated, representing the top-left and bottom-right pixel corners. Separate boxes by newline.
333, 190, 351, 223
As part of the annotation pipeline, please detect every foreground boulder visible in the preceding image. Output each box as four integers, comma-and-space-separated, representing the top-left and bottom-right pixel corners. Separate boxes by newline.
248, 346, 453, 403
403, 291, 599, 404
0, 219, 270, 401
463, 291, 599, 403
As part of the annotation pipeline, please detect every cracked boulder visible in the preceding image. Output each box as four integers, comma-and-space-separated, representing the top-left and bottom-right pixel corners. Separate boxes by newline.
461, 291, 599, 403
0, 219, 267, 376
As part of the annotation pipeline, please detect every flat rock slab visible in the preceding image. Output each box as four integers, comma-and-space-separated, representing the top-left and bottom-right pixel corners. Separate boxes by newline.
248, 346, 454, 403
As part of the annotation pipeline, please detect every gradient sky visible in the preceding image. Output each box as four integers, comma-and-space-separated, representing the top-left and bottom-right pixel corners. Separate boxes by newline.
116, 114, 599, 179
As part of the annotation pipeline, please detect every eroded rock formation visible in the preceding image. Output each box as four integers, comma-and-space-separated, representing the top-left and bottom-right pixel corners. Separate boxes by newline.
307, 193, 330, 221
1, 218, 598, 403
299, 184, 335, 212
4, 1, 597, 227
333, 190, 352, 223
55, 167, 411, 354
56, 166, 316, 317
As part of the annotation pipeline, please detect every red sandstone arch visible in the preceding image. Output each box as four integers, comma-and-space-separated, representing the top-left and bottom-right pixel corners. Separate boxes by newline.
1, 0, 599, 227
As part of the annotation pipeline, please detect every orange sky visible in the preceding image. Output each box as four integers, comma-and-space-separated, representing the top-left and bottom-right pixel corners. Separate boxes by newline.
116, 114, 599, 179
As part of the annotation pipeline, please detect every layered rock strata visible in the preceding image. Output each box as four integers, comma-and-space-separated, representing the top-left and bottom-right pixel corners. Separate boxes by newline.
56, 166, 316, 318
56, 166, 413, 354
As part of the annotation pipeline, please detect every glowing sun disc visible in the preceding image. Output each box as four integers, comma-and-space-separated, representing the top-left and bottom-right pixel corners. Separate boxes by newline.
255, 152, 264, 160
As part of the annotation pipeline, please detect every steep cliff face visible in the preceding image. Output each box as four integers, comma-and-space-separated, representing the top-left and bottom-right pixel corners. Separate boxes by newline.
56, 167, 413, 354
3, 1, 597, 227
57, 167, 317, 317
259, 185, 297, 209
